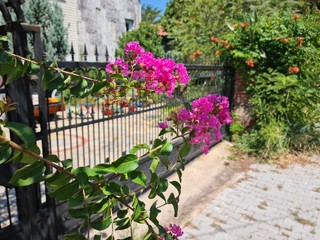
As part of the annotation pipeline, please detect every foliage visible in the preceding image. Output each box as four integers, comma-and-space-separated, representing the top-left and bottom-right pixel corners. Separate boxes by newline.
142, 4, 162, 23
23, 0, 68, 60
161, 0, 313, 63
212, 9, 320, 158
0, 41, 231, 239
116, 21, 165, 58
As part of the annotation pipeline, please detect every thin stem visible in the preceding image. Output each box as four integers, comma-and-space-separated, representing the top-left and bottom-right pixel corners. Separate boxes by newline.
0, 135, 76, 179
6, 51, 102, 83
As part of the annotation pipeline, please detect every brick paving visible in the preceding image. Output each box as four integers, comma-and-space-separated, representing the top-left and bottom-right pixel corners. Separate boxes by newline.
181, 156, 320, 240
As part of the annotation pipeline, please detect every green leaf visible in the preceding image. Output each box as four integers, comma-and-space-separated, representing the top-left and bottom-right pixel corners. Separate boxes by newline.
70, 79, 88, 97
117, 209, 128, 218
46, 171, 71, 189
81, 80, 106, 98
181, 126, 190, 135
6, 59, 24, 84
12, 145, 40, 164
42, 68, 65, 90
91, 217, 112, 231
0, 141, 12, 164
157, 178, 168, 194
93, 235, 102, 240
160, 141, 173, 156
179, 139, 190, 158
25, 63, 40, 76
69, 206, 93, 219
159, 127, 175, 136
102, 182, 122, 196
110, 73, 125, 80
168, 193, 179, 217
129, 171, 147, 186
150, 157, 159, 173
176, 168, 182, 182
46, 154, 60, 163
95, 198, 110, 213
170, 181, 181, 195
148, 138, 162, 158
76, 172, 88, 188
129, 143, 150, 154
9, 161, 45, 186
112, 154, 139, 174
149, 201, 161, 226
48, 181, 79, 200
61, 159, 72, 168
5, 122, 35, 148
115, 217, 130, 230
0, 49, 12, 63
64, 233, 86, 240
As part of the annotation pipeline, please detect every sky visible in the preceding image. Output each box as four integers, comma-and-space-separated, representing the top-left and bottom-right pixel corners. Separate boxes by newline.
141, 0, 171, 14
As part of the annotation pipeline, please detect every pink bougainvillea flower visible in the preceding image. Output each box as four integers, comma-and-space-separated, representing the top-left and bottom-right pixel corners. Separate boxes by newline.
158, 121, 169, 129
124, 41, 145, 57
160, 224, 184, 240
176, 94, 232, 154
106, 41, 190, 98
106, 58, 129, 76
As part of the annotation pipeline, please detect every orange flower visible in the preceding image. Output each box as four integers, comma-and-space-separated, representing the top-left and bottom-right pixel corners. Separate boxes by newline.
215, 50, 222, 55
226, 45, 232, 49
288, 66, 300, 74
276, 37, 282, 42
283, 38, 289, 43
220, 40, 229, 45
211, 37, 220, 43
232, 24, 238, 28
240, 22, 249, 28
292, 13, 300, 21
296, 37, 304, 47
245, 59, 254, 68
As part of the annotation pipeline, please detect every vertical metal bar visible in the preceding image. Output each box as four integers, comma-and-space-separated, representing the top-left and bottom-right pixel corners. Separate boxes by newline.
5, 188, 13, 226
74, 98, 80, 165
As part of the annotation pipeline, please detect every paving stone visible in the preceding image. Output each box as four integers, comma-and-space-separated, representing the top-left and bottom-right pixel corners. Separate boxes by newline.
181, 161, 320, 239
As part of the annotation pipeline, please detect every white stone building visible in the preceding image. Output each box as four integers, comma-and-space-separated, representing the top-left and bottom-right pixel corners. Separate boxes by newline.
53, 0, 141, 61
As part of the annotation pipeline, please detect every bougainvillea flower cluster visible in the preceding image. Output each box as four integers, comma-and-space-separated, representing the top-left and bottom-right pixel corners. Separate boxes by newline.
177, 94, 232, 154
160, 224, 184, 240
106, 41, 190, 97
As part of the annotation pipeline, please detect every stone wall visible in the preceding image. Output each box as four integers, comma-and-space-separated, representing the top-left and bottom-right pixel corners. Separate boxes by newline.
57, 0, 141, 61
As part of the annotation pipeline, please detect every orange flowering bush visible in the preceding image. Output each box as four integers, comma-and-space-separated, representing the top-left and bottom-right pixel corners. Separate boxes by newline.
212, 10, 320, 157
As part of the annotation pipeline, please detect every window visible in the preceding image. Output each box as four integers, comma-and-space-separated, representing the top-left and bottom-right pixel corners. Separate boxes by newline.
125, 19, 133, 32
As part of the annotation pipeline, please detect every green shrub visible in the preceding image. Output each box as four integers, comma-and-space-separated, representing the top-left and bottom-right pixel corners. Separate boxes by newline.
213, 9, 320, 159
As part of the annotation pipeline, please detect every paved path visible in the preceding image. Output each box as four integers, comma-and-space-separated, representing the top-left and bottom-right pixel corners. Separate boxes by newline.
181, 156, 320, 240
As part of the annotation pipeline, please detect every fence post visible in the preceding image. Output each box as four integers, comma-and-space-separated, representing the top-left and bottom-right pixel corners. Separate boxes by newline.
4, 23, 43, 240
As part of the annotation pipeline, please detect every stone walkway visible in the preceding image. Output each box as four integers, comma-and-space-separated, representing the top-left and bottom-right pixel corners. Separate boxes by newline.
181, 156, 320, 240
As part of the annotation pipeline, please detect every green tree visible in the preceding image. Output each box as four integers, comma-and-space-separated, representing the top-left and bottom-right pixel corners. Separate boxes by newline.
141, 3, 162, 23
24, 0, 68, 60
161, 0, 311, 63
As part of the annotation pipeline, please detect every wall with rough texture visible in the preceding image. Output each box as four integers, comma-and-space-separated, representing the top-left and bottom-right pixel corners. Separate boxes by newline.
76, 0, 141, 62
57, 0, 141, 61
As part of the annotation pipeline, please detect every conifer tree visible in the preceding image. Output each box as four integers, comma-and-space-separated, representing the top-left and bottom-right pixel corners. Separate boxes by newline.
24, 0, 68, 60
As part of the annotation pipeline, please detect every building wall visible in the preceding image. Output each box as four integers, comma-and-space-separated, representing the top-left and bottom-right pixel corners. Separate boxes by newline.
55, 0, 141, 61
